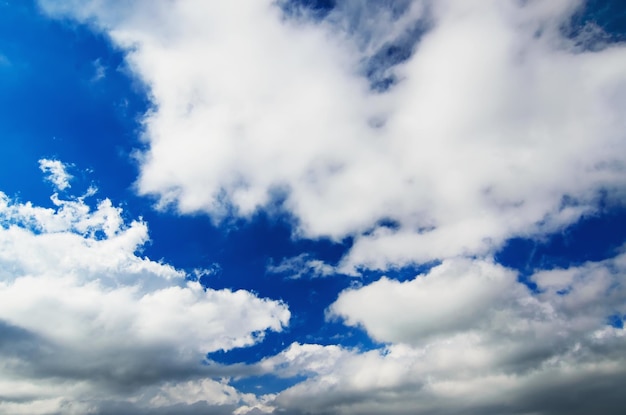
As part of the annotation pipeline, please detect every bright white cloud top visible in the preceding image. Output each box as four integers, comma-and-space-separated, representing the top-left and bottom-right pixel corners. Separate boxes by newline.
42, 0, 626, 273
1, 0, 625, 414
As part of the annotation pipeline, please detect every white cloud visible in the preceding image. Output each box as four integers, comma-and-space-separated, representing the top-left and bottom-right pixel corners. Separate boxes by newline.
330, 254, 626, 348
0, 175, 289, 413
268, 339, 626, 414
37, 0, 626, 273
264, 254, 626, 414
258, 342, 347, 378
32, 1, 626, 414
39, 158, 73, 191
330, 259, 526, 345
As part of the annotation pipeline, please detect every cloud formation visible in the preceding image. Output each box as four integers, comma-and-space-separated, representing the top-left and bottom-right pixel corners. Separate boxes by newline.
31, 1, 626, 414
40, 0, 626, 273
39, 158, 73, 191
267, 253, 336, 279
269, 255, 626, 414
0, 160, 289, 414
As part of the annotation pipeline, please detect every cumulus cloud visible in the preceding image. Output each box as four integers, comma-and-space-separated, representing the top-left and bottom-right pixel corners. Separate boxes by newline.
38, 0, 626, 273
330, 255, 626, 350
330, 259, 524, 345
265, 255, 626, 414
39, 158, 73, 191
267, 338, 626, 415
0, 170, 289, 414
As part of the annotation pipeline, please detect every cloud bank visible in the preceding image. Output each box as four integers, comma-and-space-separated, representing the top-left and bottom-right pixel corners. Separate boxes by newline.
0, 160, 288, 414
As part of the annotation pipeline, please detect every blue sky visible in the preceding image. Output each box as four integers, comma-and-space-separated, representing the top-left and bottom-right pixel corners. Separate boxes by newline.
1, 1, 626, 414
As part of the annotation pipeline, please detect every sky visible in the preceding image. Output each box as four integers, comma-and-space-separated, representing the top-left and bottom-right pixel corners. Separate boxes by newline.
1, 0, 626, 414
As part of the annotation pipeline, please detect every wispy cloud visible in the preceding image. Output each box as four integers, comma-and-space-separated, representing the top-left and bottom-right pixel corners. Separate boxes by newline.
38, 158, 72, 191
267, 253, 335, 279
91, 57, 106, 82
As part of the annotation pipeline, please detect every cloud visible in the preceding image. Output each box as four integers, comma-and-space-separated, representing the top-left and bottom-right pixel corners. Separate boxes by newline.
39, 158, 73, 191
330, 259, 524, 345
258, 342, 347, 378
38, 0, 626, 273
267, 253, 336, 279
92, 58, 107, 82
0, 170, 289, 414
32, 1, 626, 414
265, 254, 626, 414
330, 255, 626, 349
268, 340, 626, 415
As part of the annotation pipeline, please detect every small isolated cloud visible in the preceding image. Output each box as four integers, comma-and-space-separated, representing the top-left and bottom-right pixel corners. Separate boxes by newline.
267, 253, 335, 279
38, 158, 72, 191
92, 57, 106, 81
0, 164, 290, 414
190, 264, 222, 280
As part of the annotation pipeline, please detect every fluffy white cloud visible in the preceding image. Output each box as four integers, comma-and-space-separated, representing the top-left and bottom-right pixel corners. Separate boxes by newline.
38, 0, 626, 273
330, 259, 525, 344
265, 254, 626, 414
258, 342, 347, 378
0, 164, 289, 414
331, 254, 626, 348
